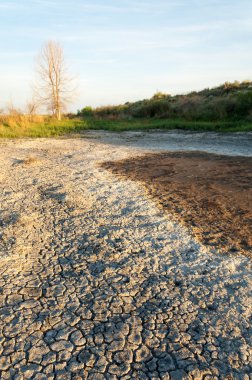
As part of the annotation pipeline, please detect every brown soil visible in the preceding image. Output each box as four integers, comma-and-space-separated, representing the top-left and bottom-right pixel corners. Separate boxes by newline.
102, 151, 252, 257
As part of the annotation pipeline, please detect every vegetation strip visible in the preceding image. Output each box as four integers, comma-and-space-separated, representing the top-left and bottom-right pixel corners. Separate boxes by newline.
1, 81, 252, 137
0, 118, 252, 138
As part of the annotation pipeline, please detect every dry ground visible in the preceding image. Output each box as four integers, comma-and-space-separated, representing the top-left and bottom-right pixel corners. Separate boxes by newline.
0, 134, 251, 379
102, 151, 252, 257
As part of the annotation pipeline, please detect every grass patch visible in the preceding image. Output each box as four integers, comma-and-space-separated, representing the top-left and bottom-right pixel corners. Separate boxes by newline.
85, 118, 252, 132
0, 117, 251, 138
0, 119, 88, 138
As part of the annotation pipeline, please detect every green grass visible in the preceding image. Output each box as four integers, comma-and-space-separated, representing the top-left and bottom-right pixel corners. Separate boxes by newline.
0, 119, 88, 138
85, 118, 252, 132
0, 117, 252, 138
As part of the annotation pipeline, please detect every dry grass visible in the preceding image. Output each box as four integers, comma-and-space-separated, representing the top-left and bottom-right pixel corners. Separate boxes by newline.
0, 113, 44, 128
0, 115, 87, 138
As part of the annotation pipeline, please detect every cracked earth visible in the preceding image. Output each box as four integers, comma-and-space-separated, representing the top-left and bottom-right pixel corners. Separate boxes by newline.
0, 134, 251, 379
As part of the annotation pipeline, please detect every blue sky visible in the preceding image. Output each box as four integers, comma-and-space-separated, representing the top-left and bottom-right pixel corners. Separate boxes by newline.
0, 0, 252, 111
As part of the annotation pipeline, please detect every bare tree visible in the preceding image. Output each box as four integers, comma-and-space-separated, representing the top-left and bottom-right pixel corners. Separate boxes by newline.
34, 41, 75, 120
26, 97, 39, 116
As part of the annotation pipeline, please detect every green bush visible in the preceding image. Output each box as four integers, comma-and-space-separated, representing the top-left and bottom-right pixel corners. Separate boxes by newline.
78, 106, 94, 117
78, 81, 252, 122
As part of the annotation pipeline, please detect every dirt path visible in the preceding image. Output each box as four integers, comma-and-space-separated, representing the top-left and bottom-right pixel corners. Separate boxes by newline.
0, 137, 251, 379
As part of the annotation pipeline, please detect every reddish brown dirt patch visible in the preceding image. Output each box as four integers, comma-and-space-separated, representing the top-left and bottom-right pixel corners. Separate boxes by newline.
102, 152, 252, 257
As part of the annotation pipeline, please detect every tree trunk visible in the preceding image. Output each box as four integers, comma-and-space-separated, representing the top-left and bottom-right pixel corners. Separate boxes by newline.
56, 108, 61, 121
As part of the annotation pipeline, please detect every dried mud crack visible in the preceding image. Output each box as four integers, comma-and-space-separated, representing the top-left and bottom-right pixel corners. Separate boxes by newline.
0, 136, 251, 380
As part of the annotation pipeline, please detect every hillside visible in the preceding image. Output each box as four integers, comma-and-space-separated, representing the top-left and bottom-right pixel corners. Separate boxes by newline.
79, 81, 252, 122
